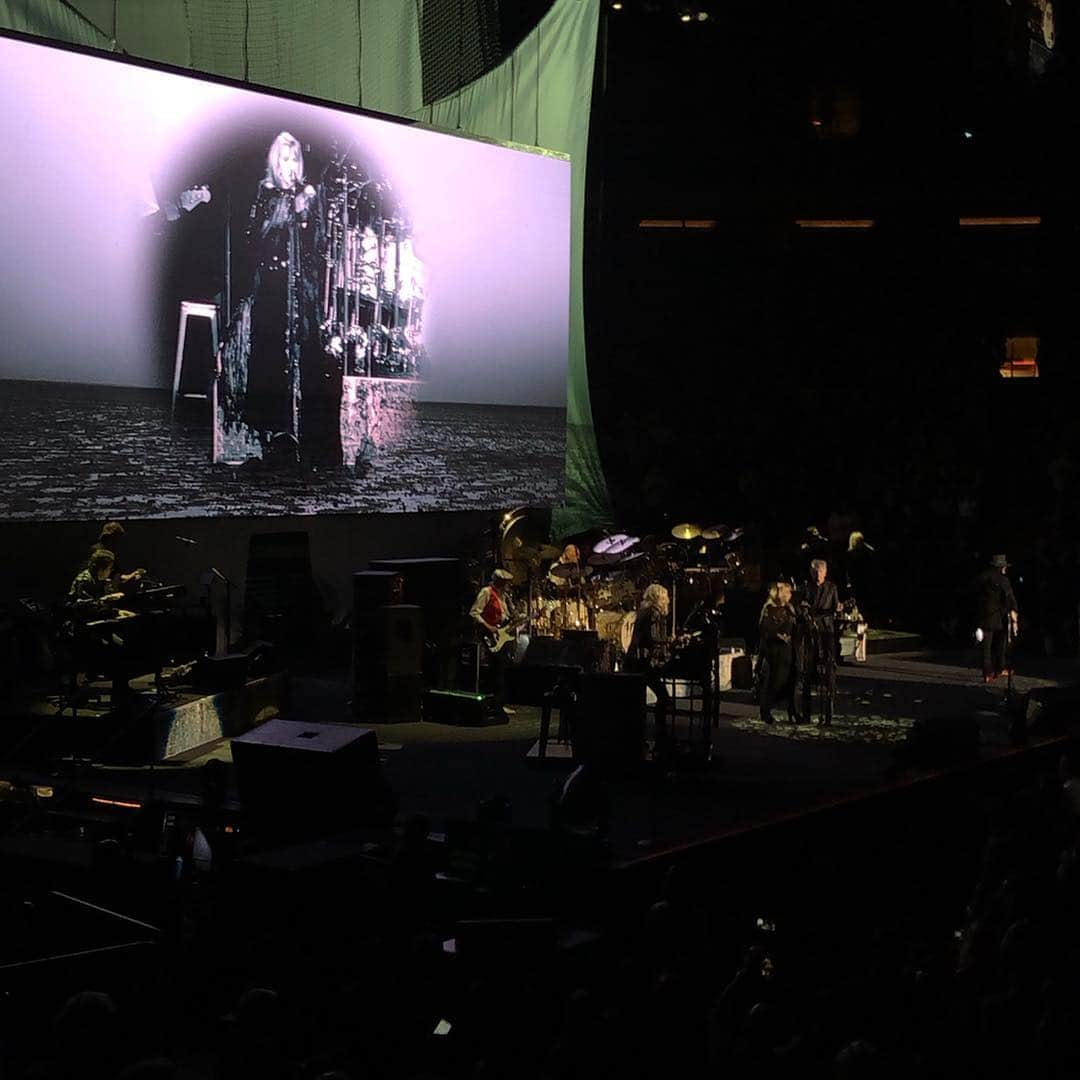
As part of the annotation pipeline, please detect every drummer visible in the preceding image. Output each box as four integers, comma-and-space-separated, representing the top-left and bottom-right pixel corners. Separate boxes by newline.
548, 544, 591, 629
547, 544, 581, 585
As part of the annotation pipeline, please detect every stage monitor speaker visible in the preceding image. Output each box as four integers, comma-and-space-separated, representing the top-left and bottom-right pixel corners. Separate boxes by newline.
232, 719, 390, 825
424, 688, 507, 726
353, 570, 405, 615
571, 671, 645, 770
1021, 684, 1080, 736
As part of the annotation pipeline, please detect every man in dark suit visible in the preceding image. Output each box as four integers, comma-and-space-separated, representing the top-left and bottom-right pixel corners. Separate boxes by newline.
794, 558, 839, 724
975, 554, 1019, 683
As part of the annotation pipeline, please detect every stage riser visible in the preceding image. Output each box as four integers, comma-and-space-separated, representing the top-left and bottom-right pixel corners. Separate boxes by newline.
155, 674, 286, 761
866, 630, 923, 655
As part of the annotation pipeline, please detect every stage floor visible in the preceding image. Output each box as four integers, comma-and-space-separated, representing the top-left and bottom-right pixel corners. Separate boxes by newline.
3, 650, 1076, 865
176, 649, 1080, 861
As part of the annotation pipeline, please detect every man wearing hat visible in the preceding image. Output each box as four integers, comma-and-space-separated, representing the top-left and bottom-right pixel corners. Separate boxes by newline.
470, 568, 518, 707
975, 554, 1019, 683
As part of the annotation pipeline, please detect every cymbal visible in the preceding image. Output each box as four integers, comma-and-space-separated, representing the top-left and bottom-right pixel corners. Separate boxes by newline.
700, 524, 729, 541
593, 533, 625, 555
726, 527, 744, 543
550, 562, 590, 580
671, 522, 702, 541
511, 542, 562, 563
609, 534, 640, 554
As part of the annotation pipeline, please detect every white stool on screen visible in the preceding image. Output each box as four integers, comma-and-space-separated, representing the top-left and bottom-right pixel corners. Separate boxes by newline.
172, 300, 220, 419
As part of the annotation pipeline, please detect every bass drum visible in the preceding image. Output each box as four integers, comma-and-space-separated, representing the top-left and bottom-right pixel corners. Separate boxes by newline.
595, 609, 626, 649
619, 611, 637, 655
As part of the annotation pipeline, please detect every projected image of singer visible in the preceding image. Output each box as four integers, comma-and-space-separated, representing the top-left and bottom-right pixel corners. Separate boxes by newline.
218, 131, 341, 470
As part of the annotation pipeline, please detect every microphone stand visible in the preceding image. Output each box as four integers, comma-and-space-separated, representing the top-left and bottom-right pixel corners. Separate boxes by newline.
208, 567, 234, 655
1003, 613, 1015, 706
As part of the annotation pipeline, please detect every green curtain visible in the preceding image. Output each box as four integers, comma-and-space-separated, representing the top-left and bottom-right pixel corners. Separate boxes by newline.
0, 0, 612, 534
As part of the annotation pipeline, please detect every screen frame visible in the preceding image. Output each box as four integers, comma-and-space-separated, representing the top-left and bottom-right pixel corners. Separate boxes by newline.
0, 26, 569, 165
0, 25, 573, 524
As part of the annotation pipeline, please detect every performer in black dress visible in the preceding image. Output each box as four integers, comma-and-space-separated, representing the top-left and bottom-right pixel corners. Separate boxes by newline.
757, 581, 796, 724
220, 131, 341, 469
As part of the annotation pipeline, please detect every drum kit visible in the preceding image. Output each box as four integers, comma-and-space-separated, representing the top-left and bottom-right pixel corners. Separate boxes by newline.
498, 518, 748, 656
321, 151, 425, 380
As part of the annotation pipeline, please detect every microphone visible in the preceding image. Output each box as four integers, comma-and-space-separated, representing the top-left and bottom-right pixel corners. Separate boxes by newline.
175, 535, 198, 546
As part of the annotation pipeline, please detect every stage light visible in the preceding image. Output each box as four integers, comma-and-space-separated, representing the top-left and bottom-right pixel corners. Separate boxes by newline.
639, 218, 717, 229
33, 786, 54, 799
697, 11, 709, 19
90, 795, 143, 810
680, 12, 692, 21
611, 1, 623, 8
795, 218, 875, 229
959, 216, 1041, 227
963, 130, 973, 139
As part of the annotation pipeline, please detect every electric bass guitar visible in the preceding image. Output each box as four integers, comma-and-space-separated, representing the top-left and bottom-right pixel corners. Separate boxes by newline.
483, 619, 527, 655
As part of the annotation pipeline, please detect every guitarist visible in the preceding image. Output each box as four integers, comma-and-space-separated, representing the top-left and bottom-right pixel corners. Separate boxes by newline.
469, 568, 517, 708
627, 583, 674, 759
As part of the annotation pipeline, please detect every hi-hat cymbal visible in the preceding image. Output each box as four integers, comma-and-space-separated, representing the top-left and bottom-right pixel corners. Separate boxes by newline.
726, 527, 744, 543
671, 522, 702, 541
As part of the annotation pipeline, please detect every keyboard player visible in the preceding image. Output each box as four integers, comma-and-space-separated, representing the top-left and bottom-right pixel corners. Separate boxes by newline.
67, 548, 137, 704
87, 521, 146, 589
68, 549, 134, 620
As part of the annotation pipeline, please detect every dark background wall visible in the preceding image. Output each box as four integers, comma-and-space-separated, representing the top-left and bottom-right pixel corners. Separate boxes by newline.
3, 0, 1078, 648
583, 0, 1079, 637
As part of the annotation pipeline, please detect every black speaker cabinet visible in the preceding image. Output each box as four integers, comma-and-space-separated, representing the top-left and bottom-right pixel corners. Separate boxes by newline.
353, 570, 405, 615
570, 672, 646, 770
352, 605, 424, 721
232, 719, 386, 824
353, 604, 424, 676
368, 558, 463, 688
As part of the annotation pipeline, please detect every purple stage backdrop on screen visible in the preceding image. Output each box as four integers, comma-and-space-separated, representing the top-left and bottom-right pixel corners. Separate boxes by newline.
0, 33, 569, 520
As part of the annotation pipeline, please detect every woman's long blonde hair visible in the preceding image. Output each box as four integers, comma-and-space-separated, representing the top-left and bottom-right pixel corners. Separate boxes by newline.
642, 583, 670, 614
765, 581, 793, 608
265, 131, 304, 189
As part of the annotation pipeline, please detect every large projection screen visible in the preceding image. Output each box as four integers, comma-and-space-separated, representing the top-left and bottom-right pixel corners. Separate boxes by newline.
0, 32, 570, 521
